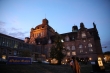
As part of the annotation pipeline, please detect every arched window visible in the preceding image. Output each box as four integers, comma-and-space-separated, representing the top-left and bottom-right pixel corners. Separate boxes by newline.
72, 36, 74, 40
72, 52, 76, 55
80, 49, 83, 53
67, 52, 70, 56
65, 36, 69, 41
82, 32, 86, 38
67, 46, 70, 50
88, 43, 92, 47
89, 48, 93, 52
72, 46, 75, 50
14, 50, 17, 55
48, 39, 51, 44
79, 44, 83, 48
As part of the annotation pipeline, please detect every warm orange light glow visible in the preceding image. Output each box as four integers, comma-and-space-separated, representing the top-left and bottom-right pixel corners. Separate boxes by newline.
66, 59, 67, 62
46, 59, 48, 61
51, 58, 58, 64
89, 57, 92, 60
2, 55, 6, 59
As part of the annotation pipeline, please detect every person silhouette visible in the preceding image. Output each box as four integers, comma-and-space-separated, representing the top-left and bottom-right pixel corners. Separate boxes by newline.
70, 56, 80, 73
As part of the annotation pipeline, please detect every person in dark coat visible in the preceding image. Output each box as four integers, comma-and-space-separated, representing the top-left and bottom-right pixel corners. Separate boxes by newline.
70, 56, 80, 73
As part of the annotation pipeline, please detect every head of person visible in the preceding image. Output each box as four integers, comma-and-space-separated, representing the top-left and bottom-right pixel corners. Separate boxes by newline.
72, 56, 75, 60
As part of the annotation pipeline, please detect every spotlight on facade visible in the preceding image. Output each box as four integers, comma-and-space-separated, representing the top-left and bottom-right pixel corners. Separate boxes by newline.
66, 59, 67, 62
2, 55, 6, 60
46, 59, 48, 62
104, 57, 106, 62
51, 58, 58, 64
89, 57, 92, 60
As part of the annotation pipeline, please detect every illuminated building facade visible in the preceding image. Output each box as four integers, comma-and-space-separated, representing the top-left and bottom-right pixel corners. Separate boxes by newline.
0, 18, 104, 63
27, 18, 103, 62
0, 33, 38, 61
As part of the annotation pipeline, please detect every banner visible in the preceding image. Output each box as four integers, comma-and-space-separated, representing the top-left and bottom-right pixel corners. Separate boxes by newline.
7, 57, 32, 64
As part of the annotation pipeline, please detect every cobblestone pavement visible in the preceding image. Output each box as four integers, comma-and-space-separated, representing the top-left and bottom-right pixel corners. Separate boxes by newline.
0, 63, 73, 73
0, 63, 110, 73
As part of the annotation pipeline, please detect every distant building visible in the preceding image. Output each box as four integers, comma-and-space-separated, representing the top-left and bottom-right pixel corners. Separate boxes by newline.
26, 18, 104, 62
0, 33, 39, 61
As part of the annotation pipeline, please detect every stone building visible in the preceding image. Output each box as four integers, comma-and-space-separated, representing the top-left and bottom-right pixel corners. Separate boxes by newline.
26, 18, 103, 62
0, 18, 103, 63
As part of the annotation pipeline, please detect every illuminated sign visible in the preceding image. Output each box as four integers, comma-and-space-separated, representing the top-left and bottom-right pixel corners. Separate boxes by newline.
7, 57, 32, 64
98, 57, 103, 66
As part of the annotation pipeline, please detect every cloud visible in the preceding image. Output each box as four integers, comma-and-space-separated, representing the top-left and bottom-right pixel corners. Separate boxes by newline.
0, 21, 5, 26
0, 21, 29, 40
11, 27, 21, 31
101, 40, 110, 52
0, 21, 7, 34
9, 31, 28, 40
101, 40, 110, 47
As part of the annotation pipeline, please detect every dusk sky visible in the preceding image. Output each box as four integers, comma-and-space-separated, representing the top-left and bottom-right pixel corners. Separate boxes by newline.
0, 0, 110, 52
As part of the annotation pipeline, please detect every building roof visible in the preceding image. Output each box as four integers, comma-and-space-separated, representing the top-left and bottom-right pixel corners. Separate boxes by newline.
0, 33, 24, 42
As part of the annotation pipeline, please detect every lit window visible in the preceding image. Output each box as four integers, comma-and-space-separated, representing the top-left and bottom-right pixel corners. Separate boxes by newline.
85, 46, 86, 48
67, 46, 70, 50
65, 36, 69, 41
82, 32, 86, 38
14, 50, 17, 55
14, 44, 18, 48
89, 57, 92, 60
72, 46, 75, 50
83, 40, 86, 42
38, 42, 40, 44
79, 44, 83, 48
48, 39, 51, 44
72, 37, 74, 40
88, 43, 92, 47
61, 39, 64, 42
72, 52, 76, 55
67, 52, 70, 56
89, 48, 93, 52
80, 49, 83, 53
85, 52, 87, 53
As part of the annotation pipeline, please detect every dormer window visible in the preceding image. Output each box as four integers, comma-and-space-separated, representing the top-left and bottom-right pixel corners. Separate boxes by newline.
82, 32, 86, 38
65, 36, 69, 41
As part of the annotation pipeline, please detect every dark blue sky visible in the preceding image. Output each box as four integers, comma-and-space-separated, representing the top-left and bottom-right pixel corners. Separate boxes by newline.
0, 0, 110, 52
